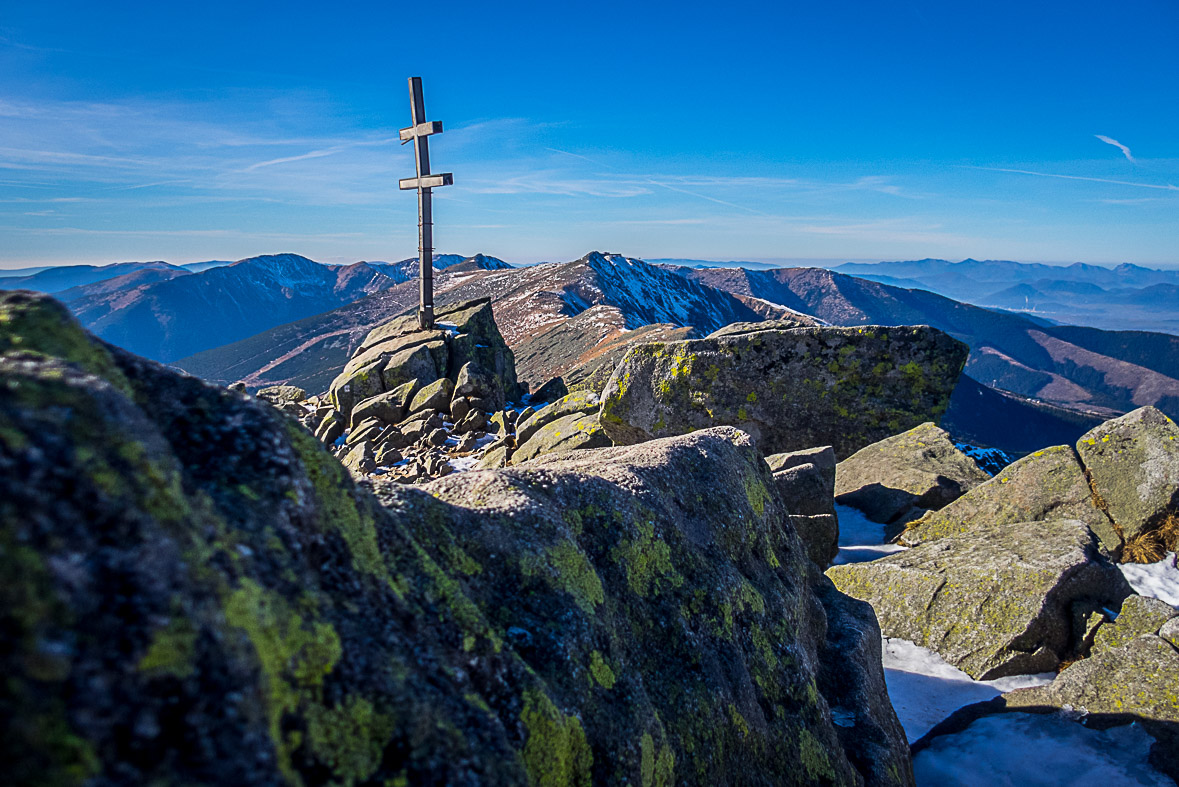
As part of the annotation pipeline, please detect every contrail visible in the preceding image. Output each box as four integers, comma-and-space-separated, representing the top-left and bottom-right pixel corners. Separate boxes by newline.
968, 166, 1177, 191
1095, 135, 1135, 162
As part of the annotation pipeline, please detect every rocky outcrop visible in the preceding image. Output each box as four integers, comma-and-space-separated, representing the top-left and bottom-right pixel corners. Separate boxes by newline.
510, 390, 612, 465
0, 290, 913, 786
256, 384, 307, 403
328, 298, 519, 421
766, 446, 839, 568
900, 444, 1121, 553
1077, 406, 1179, 544
834, 422, 988, 529
599, 325, 968, 458
826, 518, 1132, 679
1091, 595, 1179, 655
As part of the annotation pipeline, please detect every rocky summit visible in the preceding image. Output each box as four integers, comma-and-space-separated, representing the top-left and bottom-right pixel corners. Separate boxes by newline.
598, 325, 968, 459
0, 290, 914, 786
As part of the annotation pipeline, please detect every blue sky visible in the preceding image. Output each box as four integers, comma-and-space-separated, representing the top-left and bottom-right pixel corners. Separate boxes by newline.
1, 0, 1177, 269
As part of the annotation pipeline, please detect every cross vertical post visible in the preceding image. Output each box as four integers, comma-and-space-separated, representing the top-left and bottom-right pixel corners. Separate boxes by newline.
399, 76, 453, 330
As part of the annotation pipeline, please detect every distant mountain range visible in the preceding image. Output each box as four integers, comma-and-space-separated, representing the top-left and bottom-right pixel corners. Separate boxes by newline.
830, 258, 1179, 335
7, 251, 1179, 455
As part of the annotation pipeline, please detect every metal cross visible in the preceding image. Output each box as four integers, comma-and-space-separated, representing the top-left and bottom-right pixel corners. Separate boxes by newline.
399, 76, 453, 330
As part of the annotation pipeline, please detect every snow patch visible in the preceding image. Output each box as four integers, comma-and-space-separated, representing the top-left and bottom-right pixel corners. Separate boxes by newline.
913, 712, 1172, 786
882, 637, 1054, 742
833, 504, 906, 565
1120, 552, 1179, 607
448, 455, 481, 473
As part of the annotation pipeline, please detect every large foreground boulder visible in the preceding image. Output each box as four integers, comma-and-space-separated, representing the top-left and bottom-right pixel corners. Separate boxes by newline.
826, 518, 1132, 679
900, 444, 1121, 553
1077, 406, 1179, 544
0, 291, 913, 786
599, 325, 968, 458
834, 422, 988, 527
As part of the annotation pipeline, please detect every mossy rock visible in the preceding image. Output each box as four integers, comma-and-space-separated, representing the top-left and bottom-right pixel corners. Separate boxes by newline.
1076, 406, 1179, 542
517, 390, 601, 446
827, 518, 1131, 680
599, 325, 968, 459
328, 356, 388, 421
408, 377, 455, 417
512, 412, 613, 464
901, 444, 1121, 554
834, 422, 988, 525
257, 385, 307, 404
1092, 595, 1179, 655
0, 295, 914, 786
350, 379, 418, 429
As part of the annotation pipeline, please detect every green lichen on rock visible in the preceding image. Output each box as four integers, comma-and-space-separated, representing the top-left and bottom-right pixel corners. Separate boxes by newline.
598, 324, 968, 458
2, 296, 915, 786
285, 422, 393, 588
588, 651, 616, 689
901, 443, 1120, 553
520, 689, 593, 787
138, 618, 198, 678
224, 578, 344, 782
0, 290, 133, 396
611, 520, 684, 597
1075, 405, 1179, 543
828, 518, 1131, 679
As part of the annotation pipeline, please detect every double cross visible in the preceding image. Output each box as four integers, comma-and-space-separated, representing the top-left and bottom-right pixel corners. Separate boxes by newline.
399, 76, 452, 331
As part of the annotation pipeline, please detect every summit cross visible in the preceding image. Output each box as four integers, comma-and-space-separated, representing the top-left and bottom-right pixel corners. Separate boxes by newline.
398, 76, 453, 331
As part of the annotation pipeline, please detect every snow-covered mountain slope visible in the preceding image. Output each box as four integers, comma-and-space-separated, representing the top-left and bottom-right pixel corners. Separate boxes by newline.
174, 252, 773, 393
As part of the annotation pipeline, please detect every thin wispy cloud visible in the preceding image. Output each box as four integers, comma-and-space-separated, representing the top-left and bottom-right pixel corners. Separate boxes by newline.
1095, 135, 1135, 162
969, 166, 1178, 192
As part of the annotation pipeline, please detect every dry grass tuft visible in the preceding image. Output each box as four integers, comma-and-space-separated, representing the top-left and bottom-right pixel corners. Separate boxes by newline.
1056, 657, 1081, 673
1123, 529, 1166, 564
1158, 510, 1179, 552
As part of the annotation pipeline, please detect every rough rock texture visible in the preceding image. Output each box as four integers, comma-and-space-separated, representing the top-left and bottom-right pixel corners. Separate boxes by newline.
1092, 595, 1179, 655
328, 299, 518, 421
349, 381, 417, 429
1076, 406, 1179, 542
0, 291, 912, 786
512, 412, 613, 464
765, 447, 839, 568
811, 579, 912, 784
1002, 634, 1179, 779
900, 444, 1120, 553
834, 423, 988, 526
767, 446, 837, 480
256, 384, 307, 404
516, 390, 601, 447
599, 325, 968, 459
706, 317, 822, 338
826, 518, 1132, 679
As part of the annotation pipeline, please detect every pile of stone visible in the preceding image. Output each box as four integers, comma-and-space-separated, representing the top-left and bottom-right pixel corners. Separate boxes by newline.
307, 298, 524, 481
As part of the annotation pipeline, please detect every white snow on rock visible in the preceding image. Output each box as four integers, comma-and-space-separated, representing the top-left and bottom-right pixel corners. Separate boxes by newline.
832, 504, 907, 565
1120, 552, 1179, 607
448, 455, 482, 473
882, 637, 1054, 743
912, 712, 1172, 786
